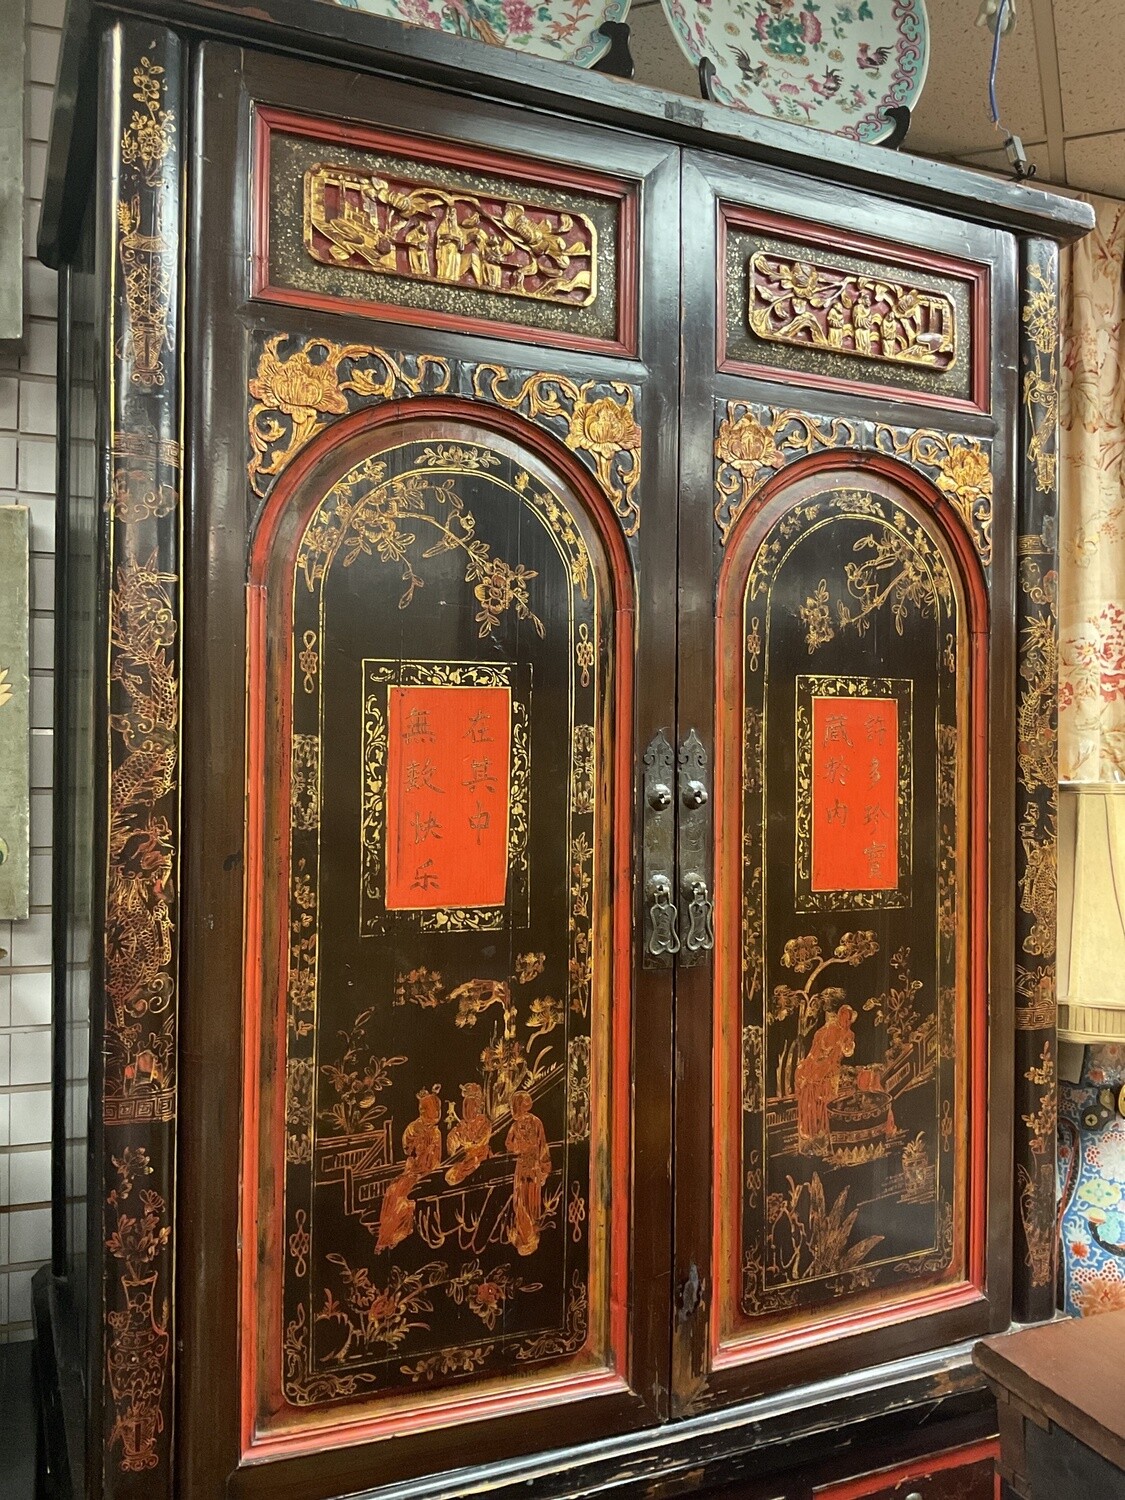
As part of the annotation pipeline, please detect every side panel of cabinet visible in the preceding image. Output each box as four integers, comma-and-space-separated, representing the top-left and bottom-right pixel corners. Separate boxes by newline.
178, 44, 680, 1499
674, 149, 1018, 1411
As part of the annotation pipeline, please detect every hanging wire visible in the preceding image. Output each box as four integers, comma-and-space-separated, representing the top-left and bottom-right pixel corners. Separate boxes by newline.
983, 0, 1035, 179
988, 0, 1007, 126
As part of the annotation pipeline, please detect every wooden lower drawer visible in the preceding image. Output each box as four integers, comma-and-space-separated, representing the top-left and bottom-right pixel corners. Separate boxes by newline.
812, 1438, 999, 1499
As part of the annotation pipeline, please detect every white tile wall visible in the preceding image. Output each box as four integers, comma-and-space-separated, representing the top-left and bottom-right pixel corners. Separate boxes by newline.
0, 0, 63, 1343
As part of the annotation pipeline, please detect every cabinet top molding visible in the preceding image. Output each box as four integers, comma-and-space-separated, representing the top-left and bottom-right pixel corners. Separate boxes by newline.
40, 0, 1093, 268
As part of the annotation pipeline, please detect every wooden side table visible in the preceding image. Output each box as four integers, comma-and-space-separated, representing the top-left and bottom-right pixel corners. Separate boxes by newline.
974, 1313, 1125, 1498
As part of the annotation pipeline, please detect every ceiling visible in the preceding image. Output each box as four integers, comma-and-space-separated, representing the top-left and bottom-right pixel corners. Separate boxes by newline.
625, 0, 1125, 199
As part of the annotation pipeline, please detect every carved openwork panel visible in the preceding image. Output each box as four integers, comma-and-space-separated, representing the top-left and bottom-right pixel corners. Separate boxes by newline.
721, 208, 989, 411
305, 163, 598, 308
715, 470, 987, 1359
254, 108, 636, 355
246, 412, 629, 1444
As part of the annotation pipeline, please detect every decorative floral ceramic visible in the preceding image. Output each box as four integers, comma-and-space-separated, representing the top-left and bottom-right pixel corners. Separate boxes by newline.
1059, 1044, 1125, 1317
327, 0, 630, 68
660, 0, 930, 144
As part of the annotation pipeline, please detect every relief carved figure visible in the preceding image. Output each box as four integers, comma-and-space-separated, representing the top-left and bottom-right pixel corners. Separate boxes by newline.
305, 165, 597, 307
749, 252, 957, 371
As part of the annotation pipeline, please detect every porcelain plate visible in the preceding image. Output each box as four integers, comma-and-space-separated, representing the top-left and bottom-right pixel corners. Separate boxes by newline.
661, 0, 930, 144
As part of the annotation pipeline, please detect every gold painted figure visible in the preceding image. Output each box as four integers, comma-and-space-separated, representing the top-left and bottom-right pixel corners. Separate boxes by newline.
445, 1082, 492, 1186
376, 1087, 443, 1253
506, 1091, 551, 1257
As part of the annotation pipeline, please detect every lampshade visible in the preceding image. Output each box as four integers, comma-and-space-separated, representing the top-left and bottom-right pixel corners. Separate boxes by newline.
1058, 787, 1125, 1044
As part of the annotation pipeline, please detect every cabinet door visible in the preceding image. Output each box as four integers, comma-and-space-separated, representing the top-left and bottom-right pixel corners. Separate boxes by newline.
178, 44, 679, 1497
673, 151, 1018, 1412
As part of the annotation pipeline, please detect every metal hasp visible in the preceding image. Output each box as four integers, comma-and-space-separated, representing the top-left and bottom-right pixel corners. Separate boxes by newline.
677, 730, 714, 964
643, 730, 678, 966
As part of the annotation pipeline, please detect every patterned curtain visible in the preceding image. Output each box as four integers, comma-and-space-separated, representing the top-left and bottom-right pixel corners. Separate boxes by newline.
1059, 193, 1125, 781
1057, 194, 1125, 1318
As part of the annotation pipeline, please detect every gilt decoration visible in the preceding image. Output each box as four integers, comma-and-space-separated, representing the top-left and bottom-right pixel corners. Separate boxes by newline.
102, 33, 185, 1491
304, 163, 598, 307
714, 403, 858, 544
873, 425, 994, 570
749, 252, 957, 371
713, 400, 995, 575
247, 336, 642, 538
735, 482, 966, 1328
1013, 246, 1061, 1310
271, 433, 607, 1408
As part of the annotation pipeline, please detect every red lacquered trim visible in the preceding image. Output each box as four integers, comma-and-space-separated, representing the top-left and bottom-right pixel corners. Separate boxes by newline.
811, 1436, 1000, 1497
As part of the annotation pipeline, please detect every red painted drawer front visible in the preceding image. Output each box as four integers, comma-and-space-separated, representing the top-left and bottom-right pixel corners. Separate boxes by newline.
813, 1438, 999, 1499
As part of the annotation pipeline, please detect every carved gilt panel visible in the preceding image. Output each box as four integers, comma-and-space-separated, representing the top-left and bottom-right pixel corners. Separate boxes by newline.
722, 212, 987, 409
255, 110, 634, 353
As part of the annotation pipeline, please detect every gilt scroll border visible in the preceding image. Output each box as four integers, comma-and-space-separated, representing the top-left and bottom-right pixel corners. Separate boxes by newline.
100, 26, 184, 1494
247, 336, 643, 539
713, 399, 994, 573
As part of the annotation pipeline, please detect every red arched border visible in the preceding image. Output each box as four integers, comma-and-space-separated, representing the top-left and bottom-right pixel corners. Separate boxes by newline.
711, 449, 992, 1370
240, 397, 636, 1459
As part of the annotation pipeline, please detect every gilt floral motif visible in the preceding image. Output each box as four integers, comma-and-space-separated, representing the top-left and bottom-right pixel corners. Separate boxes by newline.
714, 403, 857, 543
749, 252, 957, 370
873, 425, 994, 569
304, 164, 597, 307
247, 338, 643, 539
103, 37, 185, 1488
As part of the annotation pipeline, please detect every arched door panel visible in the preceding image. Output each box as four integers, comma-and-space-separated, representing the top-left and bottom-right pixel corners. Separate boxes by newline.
682, 459, 998, 1402
242, 407, 640, 1457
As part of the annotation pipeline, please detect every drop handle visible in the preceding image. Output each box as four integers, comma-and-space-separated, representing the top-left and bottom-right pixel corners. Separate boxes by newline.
683, 874, 715, 954
681, 779, 708, 810
646, 874, 681, 957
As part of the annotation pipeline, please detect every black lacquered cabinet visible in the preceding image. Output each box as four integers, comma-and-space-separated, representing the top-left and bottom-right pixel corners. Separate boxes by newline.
36, 3, 1089, 1498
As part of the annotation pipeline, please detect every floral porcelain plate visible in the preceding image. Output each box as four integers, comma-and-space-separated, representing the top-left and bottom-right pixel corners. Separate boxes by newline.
660, 0, 930, 144
327, 0, 631, 68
